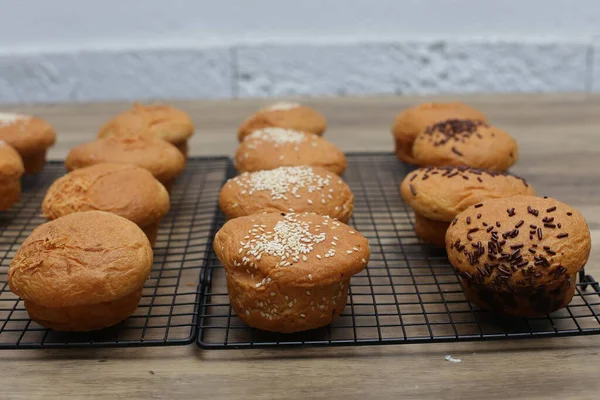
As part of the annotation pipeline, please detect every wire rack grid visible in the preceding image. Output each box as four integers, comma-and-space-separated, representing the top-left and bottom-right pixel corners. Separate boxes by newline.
0, 157, 228, 349
197, 153, 600, 349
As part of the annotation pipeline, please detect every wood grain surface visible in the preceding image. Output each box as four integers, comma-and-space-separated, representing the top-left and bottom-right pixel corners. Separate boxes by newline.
1, 93, 600, 399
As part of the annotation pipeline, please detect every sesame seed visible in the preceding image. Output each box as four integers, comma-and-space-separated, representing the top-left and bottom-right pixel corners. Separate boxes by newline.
300, 314, 306, 318
362, 258, 367, 263
307, 199, 313, 204
346, 250, 353, 254
353, 247, 359, 251
288, 302, 294, 307
306, 290, 311, 295
270, 292, 276, 296
308, 274, 313, 280
246, 310, 250, 315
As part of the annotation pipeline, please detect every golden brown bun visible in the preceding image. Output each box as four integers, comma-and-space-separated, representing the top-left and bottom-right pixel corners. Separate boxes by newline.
235, 128, 346, 175
42, 163, 170, 242
412, 119, 518, 172
214, 212, 370, 333
414, 214, 449, 247
98, 103, 194, 148
219, 166, 354, 222
0, 142, 24, 210
400, 166, 535, 223
392, 103, 486, 164
65, 136, 185, 186
445, 195, 591, 316
8, 211, 153, 331
238, 103, 327, 142
0, 113, 56, 174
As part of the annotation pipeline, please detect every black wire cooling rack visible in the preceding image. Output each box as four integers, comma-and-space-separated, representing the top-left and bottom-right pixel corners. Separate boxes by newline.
197, 153, 600, 349
0, 157, 228, 349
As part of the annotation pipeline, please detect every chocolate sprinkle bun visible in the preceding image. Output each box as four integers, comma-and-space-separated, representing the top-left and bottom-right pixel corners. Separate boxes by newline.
42, 163, 170, 246
0, 112, 56, 174
238, 102, 327, 142
400, 166, 535, 246
98, 103, 194, 157
392, 103, 487, 164
65, 136, 185, 192
0, 141, 24, 211
214, 212, 370, 333
8, 211, 153, 331
445, 195, 591, 317
235, 128, 347, 175
412, 119, 518, 172
219, 166, 354, 222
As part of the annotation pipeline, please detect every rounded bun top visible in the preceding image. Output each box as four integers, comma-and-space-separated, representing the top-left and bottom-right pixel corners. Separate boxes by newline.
0, 141, 24, 180
42, 163, 170, 228
214, 212, 369, 286
65, 135, 185, 183
219, 166, 354, 222
8, 211, 153, 308
238, 103, 327, 142
445, 195, 591, 291
0, 113, 56, 155
400, 166, 535, 222
98, 103, 194, 144
235, 128, 346, 175
412, 119, 518, 172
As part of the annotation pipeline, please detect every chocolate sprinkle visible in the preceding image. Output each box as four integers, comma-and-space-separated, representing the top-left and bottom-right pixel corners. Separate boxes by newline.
410, 174, 417, 182
506, 208, 516, 217
409, 184, 416, 196
468, 228, 479, 234
452, 147, 463, 156
477, 177, 483, 183
537, 228, 543, 240
544, 223, 556, 228
515, 220, 524, 228
567, 212, 573, 216
452, 218, 458, 226
510, 244, 524, 249
557, 233, 569, 238
528, 248, 536, 254
486, 226, 494, 233
546, 206, 557, 212
557, 223, 562, 229
474, 203, 483, 208
466, 216, 471, 225
496, 221, 501, 228
477, 213, 482, 219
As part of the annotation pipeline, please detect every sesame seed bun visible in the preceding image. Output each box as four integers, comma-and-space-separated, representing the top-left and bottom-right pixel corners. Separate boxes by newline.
391, 102, 486, 164
445, 195, 591, 317
65, 136, 185, 191
213, 212, 369, 333
238, 103, 327, 142
412, 119, 518, 172
0, 113, 56, 174
98, 103, 194, 156
42, 163, 170, 246
8, 211, 153, 331
219, 166, 354, 222
0, 141, 24, 210
235, 128, 347, 175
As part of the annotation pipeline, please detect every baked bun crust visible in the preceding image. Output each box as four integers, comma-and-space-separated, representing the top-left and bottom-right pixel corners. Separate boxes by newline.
392, 103, 486, 164
98, 103, 194, 155
445, 195, 591, 316
238, 103, 327, 142
412, 119, 518, 172
414, 214, 449, 248
42, 163, 170, 245
214, 212, 370, 333
219, 166, 354, 222
0, 141, 25, 210
0, 113, 56, 174
65, 136, 185, 190
235, 128, 346, 175
8, 211, 153, 331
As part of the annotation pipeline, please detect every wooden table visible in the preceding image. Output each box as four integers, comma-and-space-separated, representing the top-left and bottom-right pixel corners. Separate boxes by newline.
1, 94, 599, 399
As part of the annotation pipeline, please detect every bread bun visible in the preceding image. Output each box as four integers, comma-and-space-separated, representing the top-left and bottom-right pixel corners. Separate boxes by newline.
235, 128, 346, 175
214, 212, 369, 333
412, 119, 518, 172
445, 195, 591, 317
238, 103, 326, 142
98, 103, 194, 156
42, 163, 170, 245
392, 103, 486, 164
0, 141, 24, 210
219, 166, 354, 222
0, 113, 56, 174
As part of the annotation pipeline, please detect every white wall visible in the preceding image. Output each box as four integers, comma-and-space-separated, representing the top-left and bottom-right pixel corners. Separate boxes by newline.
1, 0, 600, 103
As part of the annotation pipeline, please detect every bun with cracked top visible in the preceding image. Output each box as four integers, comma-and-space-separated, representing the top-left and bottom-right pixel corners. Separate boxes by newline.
65, 135, 185, 192
400, 166, 535, 246
219, 166, 354, 222
0, 141, 24, 211
8, 211, 153, 331
0, 112, 56, 174
235, 128, 346, 175
412, 119, 518, 172
392, 102, 487, 164
98, 103, 194, 157
213, 212, 370, 333
42, 163, 170, 246
445, 195, 591, 317
238, 102, 327, 142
